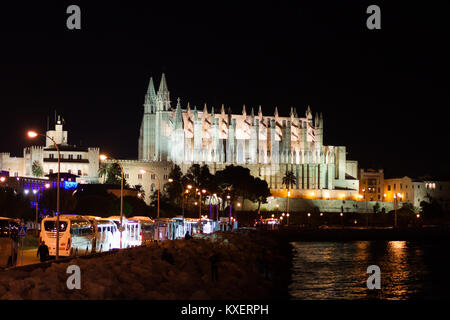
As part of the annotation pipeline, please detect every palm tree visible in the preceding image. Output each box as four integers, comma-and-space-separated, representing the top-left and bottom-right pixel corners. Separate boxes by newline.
98, 162, 109, 183
282, 171, 296, 213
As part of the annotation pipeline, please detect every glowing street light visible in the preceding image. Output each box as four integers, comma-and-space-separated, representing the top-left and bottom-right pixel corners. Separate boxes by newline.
28, 130, 61, 259
0, 177, 5, 182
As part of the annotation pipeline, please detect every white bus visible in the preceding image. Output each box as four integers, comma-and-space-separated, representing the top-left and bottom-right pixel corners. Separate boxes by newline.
128, 216, 156, 245
0, 217, 20, 268
40, 215, 94, 257
107, 216, 137, 248
95, 218, 120, 252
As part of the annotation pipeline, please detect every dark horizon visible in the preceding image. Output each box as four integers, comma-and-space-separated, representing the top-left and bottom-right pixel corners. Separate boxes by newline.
1, 1, 449, 180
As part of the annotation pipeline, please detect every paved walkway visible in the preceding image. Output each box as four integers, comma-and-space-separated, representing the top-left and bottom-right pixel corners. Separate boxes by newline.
16, 248, 41, 266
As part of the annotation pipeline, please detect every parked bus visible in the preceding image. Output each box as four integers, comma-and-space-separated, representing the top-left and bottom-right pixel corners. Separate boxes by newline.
200, 218, 220, 234
153, 218, 171, 241
0, 217, 20, 268
128, 216, 155, 245
95, 218, 120, 251
107, 216, 134, 248
40, 215, 94, 257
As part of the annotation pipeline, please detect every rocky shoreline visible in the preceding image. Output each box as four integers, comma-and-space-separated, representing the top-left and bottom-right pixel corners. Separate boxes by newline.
0, 230, 292, 300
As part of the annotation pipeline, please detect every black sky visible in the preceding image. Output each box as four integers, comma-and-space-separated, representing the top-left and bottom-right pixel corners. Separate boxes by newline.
0, 1, 449, 179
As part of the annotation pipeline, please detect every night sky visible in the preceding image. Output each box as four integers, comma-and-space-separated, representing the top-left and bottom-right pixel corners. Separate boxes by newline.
1, 1, 449, 179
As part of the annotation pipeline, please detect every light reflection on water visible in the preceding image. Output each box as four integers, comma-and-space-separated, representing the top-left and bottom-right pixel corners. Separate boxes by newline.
289, 241, 450, 300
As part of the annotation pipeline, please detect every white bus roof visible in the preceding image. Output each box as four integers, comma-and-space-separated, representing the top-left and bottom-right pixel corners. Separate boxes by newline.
107, 216, 129, 221
42, 214, 89, 221
129, 216, 153, 221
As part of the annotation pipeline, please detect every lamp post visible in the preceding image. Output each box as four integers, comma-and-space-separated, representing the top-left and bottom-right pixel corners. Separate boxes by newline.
100, 154, 124, 248
394, 193, 402, 228
286, 191, 290, 215
28, 131, 61, 259
140, 169, 160, 219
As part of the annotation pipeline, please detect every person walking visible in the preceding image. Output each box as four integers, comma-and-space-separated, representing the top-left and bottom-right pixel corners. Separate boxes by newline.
185, 231, 192, 240
37, 241, 49, 263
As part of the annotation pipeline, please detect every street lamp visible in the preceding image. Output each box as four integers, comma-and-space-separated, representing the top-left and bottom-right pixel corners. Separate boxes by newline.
286, 213, 290, 225
28, 130, 61, 259
199, 189, 206, 219
394, 193, 402, 228
287, 191, 291, 215
140, 169, 160, 219
100, 154, 125, 248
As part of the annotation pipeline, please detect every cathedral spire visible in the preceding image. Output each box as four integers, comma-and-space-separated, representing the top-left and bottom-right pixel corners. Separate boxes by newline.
306, 105, 312, 117
221, 104, 225, 115
193, 105, 198, 121
157, 73, 170, 111
203, 103, 208, 116
250, 107, 254, 117
174, 97, 183, 129
147, 77, 157, 98
144, 76, 157, 113
274, 106, 279, 118
158, 73, 169, 94
258, 105, 263, 117
242, 104, 247, 116
187, 102, 191, 113
290, 107, 294, 118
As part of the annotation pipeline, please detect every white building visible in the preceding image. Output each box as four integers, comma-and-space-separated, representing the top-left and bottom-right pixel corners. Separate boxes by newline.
0, 116, 99, 183
384, 176, 450, 212
138, 73, 359, 200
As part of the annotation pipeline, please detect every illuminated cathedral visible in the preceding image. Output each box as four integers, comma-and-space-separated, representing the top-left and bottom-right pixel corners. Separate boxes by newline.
138, 74, 359, 197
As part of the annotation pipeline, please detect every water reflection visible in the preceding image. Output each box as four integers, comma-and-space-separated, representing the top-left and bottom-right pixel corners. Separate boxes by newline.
289, 241, 450, 300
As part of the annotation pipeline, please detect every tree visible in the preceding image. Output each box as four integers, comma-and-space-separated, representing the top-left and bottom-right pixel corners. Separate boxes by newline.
420, 199, 444, 220
282, 171, 296, 190
164, 164, 184, 205
134, 184, 145, 201
215, 165, 253, 210
98, 162, 109, 183
373, 202, 380, 213
249, 177, 271, 213
32, 161, 44, 177
104, 162, 128, 186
